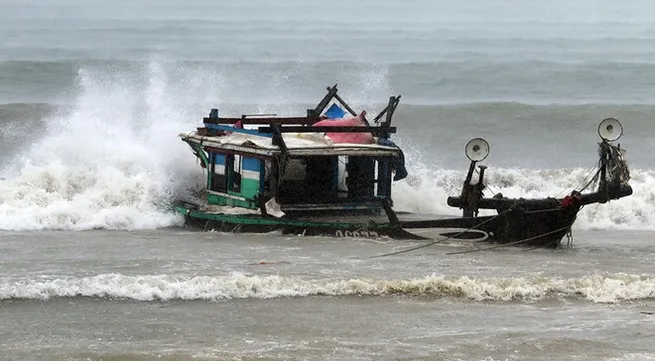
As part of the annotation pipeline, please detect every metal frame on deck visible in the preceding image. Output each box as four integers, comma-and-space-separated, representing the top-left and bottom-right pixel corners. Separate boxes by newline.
184, 84, 404, 217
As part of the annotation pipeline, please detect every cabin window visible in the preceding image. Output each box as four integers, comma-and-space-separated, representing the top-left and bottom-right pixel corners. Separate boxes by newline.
213, 154, 263, 200
276, 155, 383, 205
278, 156, 338, 204
305, 156, 335, 199
228, 154, 242, 193
210, 153, 227, 192
346, 156, 375, 200
375, 157, 392, 199
337, 156, 348, 195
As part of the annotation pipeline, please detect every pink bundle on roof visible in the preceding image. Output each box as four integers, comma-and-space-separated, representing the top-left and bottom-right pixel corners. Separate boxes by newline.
313, 111, 374, 144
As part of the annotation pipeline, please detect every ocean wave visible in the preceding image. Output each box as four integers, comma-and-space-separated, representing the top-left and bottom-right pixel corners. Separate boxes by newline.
1, 273, 653, 304
0, 102, 58, 164
1, 164, 651, 231
6, 59, 655, 105
0, 62, 204, 231
393, 166, 655, 231
0, 60, 652, 231
0, 102, 58, 129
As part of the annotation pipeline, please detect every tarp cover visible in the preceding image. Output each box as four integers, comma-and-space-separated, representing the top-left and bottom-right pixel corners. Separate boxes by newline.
312, 112, 374, 144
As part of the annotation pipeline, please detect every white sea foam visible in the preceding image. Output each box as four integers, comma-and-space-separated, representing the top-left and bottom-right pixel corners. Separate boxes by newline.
0, 60, 652, 231
393, 163, 655, 231
607, 354, 655, 361
0, 62, 204, 230
1, 273, 653, 304
0, 60, 395, 231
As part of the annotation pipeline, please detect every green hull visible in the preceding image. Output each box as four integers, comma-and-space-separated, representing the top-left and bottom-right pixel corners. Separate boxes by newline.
174, 201, 581, 246
174, 202, 424, 239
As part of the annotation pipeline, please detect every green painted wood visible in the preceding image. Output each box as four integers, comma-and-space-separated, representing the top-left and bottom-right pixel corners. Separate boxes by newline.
206, 193, 258, 209
174, 204, 394, 230
239, 178, 260, 200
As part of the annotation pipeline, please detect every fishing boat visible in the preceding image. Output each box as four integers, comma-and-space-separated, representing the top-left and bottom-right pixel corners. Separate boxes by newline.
174, 85, 632, 247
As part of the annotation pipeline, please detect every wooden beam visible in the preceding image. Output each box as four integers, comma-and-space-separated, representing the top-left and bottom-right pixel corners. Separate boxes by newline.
203, 116, 319, 125
204, 147, 272, 160
313, 84, 339, 114
258, 126, 397, 135
204, 123, 273, 137
332, 92, 358, 118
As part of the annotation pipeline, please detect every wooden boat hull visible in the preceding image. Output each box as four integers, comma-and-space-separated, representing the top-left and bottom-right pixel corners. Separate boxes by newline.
174, 201, 579, 247
397, 207, 578, 248
173, 86, 632, 250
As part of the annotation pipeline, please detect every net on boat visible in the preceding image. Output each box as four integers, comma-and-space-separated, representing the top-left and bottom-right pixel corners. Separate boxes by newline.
599, 141, 631, 186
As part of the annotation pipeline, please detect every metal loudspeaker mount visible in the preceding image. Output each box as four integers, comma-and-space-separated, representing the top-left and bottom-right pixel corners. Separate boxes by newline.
598, 118, 623, 142
465, 138, 490, 162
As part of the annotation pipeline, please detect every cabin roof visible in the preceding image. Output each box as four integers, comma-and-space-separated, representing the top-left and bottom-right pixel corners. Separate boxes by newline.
179, 131, 402, 157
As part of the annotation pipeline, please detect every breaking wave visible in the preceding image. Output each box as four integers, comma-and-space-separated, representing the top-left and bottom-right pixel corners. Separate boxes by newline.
1, 273, 653, 304
0, 60, 391, 231
0, 60, 653, 231
0, 62, 205, 230
2, 153, 650, 231
393, 165, 655, 231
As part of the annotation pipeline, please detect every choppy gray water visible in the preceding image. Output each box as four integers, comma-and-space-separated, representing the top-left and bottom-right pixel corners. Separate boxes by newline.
1, 230, 654, 361
1, 0, 655, 360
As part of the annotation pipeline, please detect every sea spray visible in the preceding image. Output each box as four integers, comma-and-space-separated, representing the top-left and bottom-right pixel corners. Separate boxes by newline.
0, 62, 204, 230
393, 150, 655, 231
0, 61, 651, 231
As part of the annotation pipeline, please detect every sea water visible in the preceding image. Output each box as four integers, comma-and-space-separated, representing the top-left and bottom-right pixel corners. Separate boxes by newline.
1, 1, 654, 360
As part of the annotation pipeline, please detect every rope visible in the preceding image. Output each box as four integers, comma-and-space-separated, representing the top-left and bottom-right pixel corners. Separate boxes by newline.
470, 167, 500, 198
554, 163, 598, 198
367, 205, 519, 258
578, 167, 601, 193
445, 225, 572, 255
591, 141, 630, 190
480, 162, 597, 203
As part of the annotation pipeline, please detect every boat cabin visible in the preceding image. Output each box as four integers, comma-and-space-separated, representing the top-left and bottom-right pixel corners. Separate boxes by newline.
180, 85, 406, 217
